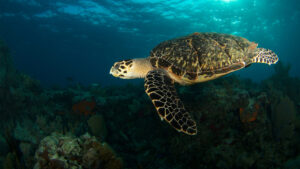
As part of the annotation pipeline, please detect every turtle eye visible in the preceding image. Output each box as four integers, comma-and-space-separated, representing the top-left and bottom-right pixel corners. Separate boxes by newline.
114, 62, 121, 69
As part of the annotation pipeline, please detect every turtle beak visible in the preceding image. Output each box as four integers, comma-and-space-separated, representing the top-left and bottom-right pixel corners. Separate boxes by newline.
109, 66, 119, 77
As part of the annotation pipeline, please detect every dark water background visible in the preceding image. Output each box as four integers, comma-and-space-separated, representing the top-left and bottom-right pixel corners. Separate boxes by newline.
1, 1, 300, 169
0, 0, 299, 86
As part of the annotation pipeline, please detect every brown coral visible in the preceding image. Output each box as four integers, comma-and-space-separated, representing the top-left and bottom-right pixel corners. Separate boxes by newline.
72, 99, 96, 116
239, 103, 260, 123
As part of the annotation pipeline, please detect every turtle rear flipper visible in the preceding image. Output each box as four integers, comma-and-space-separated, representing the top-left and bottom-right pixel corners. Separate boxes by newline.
252, 48, 279, 65
144, 69, 197, 135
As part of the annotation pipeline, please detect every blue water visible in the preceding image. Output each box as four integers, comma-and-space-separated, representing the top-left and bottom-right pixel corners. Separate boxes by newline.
0, 0, 299, 86
1, 1, 300, 168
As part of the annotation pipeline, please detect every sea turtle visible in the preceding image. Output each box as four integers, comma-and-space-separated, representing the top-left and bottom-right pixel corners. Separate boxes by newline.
110, 32, 278, 135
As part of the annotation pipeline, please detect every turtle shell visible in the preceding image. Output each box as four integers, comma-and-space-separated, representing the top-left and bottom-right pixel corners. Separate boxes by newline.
149, 32, 258, 81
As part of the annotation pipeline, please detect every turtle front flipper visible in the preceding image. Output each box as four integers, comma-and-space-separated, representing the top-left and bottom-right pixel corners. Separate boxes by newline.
144, 69, 197, 135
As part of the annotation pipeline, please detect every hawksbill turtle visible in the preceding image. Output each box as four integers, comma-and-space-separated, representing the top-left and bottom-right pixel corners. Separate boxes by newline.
110, 32, 278, 135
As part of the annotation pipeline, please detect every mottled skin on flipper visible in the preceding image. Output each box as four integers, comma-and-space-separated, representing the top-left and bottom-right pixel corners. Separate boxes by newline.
144, 69, 197, 135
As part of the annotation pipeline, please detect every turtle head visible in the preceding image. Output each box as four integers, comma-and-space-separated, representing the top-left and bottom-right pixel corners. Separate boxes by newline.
110, 59, 134, 79
110, 58, 153, 79
251, 48, 279, 65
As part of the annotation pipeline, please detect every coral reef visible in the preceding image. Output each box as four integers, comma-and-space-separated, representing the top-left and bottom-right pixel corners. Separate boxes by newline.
34, 132, 123, 169
0, 135, 9, 157
0, 39, 16, 85
3, 152, 23, 169
284, 155, 300, 169
0, 40, 299, 169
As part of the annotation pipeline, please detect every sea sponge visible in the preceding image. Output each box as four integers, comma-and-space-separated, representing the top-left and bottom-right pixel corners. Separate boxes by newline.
98, 143, 123, 169
82, 148, 100, 168
271, 96, 296, 140
87, 114, 107, 139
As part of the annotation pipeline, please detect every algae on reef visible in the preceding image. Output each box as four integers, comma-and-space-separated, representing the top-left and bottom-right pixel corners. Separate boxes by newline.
34, 132, 123, 169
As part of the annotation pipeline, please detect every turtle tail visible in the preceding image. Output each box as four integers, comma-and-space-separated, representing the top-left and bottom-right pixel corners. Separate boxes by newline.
251, 48, 279, 65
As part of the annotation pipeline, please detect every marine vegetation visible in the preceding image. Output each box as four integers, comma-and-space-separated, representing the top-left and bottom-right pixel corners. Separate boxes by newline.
0, 40, 299, 169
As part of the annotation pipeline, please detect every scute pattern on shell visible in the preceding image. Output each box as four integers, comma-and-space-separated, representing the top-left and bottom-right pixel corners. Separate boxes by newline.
150, 32, 257, 79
